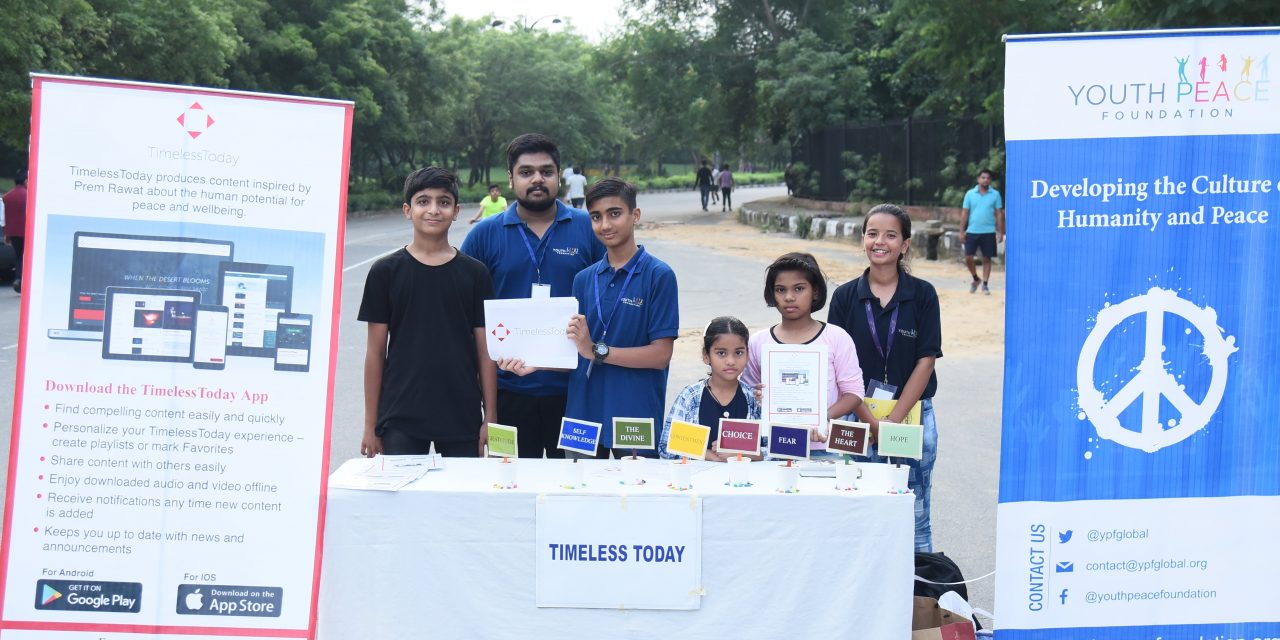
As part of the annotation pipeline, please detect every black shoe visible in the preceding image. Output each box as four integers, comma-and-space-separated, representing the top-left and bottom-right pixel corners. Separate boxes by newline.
12, 279, 20, 293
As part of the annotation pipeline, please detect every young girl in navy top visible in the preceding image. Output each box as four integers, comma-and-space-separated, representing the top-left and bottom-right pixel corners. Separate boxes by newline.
660, 317, 761, 461
829, 203, 943, 552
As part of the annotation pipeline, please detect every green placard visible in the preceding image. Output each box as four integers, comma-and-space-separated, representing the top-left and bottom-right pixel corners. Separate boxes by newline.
612, 418, 655, 450
487, 423, 518, 458
877, 422, 923, 459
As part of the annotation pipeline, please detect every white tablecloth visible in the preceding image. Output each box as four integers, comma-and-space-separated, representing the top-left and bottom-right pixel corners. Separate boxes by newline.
318, 458, 914, 639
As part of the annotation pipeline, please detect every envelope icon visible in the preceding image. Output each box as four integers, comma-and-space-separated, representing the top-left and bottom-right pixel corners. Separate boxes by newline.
1055, 561, 1074, 573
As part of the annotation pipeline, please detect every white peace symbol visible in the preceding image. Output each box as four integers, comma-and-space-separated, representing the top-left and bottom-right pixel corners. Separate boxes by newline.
1076, 287, 1237, 453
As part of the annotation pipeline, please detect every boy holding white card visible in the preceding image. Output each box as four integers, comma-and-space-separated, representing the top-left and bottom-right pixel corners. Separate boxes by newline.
564, 178, 679, 458
359, 167, 497, 458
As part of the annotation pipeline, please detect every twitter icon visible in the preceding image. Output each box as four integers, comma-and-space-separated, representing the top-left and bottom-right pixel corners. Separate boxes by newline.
1058, 530, 1073, 544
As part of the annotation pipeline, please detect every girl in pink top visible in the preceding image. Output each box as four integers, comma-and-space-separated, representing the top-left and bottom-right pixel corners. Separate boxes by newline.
741, 252, 865, 452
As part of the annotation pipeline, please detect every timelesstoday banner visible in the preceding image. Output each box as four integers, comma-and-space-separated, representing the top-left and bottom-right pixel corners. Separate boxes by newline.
996, 29, 1280, 638
0, 76, 351, 638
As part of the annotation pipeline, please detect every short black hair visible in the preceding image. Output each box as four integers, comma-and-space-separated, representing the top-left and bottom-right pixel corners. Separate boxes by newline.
763, 252, 828, 312
978, 168, 994, 179
402, 166, 459, 205
487, 183, 500, 191
15, 169, 26, 185
585, 176, 636, 210
506, 133, 561, 174
702, 316, 749, 356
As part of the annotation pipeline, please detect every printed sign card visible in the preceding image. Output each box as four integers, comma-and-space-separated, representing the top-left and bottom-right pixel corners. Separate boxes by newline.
666, 420, 711, 460
768, 424, 810, 461
487, 423, 519, 458
612, 418, 655, 450
826, 420, 870, 457
877, 422, 924, 459
864, 397, 922, 425
716, 419, 762, 455
558, 418, 602, 457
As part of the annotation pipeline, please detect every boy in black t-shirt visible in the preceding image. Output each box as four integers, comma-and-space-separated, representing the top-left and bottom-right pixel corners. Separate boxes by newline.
358, 167, 497, 457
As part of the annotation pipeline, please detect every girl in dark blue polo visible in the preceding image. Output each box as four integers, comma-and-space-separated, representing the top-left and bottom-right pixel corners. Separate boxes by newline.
829, 203, 943, 552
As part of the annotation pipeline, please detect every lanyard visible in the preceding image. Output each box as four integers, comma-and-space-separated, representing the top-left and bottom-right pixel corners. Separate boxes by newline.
517, 220, 557, 284
865, 301, 899, 379
592, 250, 647, 341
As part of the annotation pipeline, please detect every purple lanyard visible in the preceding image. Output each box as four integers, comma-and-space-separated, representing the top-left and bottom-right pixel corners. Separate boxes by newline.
517, 220, 557, 285
864, 301, 899, 379
592, 251, 647, 341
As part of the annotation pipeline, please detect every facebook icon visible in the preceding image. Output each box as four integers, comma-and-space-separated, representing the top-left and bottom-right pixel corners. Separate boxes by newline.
1059, 589, 1069, 605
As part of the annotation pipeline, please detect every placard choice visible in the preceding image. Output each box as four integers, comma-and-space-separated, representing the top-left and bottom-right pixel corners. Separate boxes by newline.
0, 76, 351, 638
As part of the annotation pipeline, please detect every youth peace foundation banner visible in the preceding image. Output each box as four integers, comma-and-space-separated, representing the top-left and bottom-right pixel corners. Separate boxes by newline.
0, 75, 351, 638
996, 29, 1280, 639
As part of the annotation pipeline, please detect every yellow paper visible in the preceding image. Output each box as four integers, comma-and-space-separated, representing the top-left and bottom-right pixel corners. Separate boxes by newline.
863, 397, 922, 425
667, 420, 711, 459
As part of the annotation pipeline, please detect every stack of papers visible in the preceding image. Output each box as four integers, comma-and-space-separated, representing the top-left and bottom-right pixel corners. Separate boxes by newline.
328, 454, 444, 491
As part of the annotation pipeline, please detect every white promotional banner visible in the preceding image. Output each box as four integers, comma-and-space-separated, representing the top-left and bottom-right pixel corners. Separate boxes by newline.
535, 495, 702, 610
0, 75, 351, 638
998, 29, 1280, 640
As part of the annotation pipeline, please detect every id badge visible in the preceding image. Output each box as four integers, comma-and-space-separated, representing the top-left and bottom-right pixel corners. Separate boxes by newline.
531, 283, 552, 299
867, 379, 898, 400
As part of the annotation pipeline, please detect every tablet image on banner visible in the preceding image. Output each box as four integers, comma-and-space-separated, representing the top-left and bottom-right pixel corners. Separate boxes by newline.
49, 232, 233, 341
192, 304, 229, 370
101, 287, 199, 362
274, 313, 312, 372
484, 297, 578, 369
219, 261, 293, 357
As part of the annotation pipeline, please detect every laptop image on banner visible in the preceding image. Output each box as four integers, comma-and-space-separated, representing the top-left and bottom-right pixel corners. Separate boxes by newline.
48, 232, 234, 341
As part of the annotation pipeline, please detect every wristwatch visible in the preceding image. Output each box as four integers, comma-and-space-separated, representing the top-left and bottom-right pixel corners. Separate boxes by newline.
592, 342, 610, 363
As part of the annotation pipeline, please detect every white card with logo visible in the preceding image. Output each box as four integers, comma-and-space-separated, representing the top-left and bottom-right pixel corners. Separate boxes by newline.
484, 297, 579, 369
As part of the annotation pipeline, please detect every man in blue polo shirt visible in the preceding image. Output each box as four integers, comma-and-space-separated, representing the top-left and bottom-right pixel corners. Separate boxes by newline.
461, 133, 605, 458
959, 168, 1005, 295
564, 177, 679, 458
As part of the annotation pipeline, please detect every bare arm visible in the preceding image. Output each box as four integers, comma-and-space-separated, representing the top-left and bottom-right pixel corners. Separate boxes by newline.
959, 208, 970, 242
362, 323, 389, 457
887, 356, 935, 423
566, 313, 675, 369
996, 208, 1006, 243
474, 327, 497, 455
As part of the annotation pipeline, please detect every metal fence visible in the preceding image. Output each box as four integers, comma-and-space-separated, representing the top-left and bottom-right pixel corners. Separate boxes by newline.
793, 116, 1003, 206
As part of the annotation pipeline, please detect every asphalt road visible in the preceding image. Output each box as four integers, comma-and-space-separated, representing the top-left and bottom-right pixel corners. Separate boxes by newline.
0, 182, 1002, 618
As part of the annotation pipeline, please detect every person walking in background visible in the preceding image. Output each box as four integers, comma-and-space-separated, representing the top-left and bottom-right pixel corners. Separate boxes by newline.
3, 170, 27, 293
709, 164, 720, 206
959, 168, 1004, 295
564, 167, 588, 209
694, 160, 714, 211
717, 163, 734, 212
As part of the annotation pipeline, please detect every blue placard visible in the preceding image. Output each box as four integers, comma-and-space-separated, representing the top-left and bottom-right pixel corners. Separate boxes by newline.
557, 418, 602, 457
768, 424, 810, 461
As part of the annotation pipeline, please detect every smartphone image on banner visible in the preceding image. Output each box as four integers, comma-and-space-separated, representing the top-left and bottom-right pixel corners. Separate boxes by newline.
274, 313, 312, 372
193, 305, 230, 370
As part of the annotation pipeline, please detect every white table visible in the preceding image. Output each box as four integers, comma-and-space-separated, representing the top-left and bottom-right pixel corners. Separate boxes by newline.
318, 458, 914, 639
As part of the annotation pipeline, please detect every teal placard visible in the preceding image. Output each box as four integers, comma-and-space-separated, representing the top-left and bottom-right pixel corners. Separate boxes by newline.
877, 422, 923, 459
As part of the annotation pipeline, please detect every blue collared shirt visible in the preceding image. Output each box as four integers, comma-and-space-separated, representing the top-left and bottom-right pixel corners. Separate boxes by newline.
461, 200, 605, 396
564, 246, 679, 445
962, 186, 1003, 233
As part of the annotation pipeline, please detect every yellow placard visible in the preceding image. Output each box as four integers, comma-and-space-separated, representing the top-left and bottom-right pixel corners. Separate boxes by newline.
666, 420, 711, 460
863, 397, 922, 425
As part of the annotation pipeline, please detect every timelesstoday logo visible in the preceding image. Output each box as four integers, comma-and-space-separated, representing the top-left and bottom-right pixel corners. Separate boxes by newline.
1067, 50, 1272, 122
